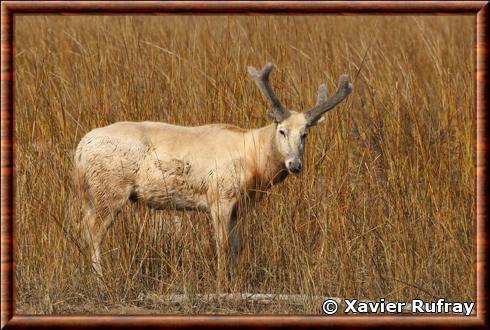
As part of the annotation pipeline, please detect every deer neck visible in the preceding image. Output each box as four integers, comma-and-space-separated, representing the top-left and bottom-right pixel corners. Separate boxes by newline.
246, 124, 288, 188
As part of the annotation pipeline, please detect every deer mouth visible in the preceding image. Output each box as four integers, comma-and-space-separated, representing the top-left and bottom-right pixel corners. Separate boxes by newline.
286, 160, 303, 175
288, 167, 302, 175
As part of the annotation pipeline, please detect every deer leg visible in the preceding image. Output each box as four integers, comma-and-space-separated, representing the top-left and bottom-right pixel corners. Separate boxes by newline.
81, 180, 131, 280
82, 205, 115, 280
228, 205, 240, 264
81, 204, 100, 276
210, 199, 236, 289
228, 205, 243, 280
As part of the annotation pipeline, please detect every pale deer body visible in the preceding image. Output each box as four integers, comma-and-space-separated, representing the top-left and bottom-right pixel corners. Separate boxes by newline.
74, 63, 352, 279
76, 122, 284, 211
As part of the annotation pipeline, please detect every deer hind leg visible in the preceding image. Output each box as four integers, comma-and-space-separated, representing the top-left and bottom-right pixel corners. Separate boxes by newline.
81, 203, 116, 279
81, 204, 104, 278
81, 176, 133, 279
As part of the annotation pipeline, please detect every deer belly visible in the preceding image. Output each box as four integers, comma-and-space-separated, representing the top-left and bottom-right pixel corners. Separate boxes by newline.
135, 188, 205, 211
133, 158, 208, 211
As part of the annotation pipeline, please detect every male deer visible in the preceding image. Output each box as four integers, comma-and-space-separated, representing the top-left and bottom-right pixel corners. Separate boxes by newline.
74, 63, 352, 280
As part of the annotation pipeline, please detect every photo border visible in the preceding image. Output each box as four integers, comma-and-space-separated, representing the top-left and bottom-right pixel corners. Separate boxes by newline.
1, 1, 488, 328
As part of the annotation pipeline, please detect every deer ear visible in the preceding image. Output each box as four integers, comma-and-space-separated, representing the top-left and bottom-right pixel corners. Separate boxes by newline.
306, 114, 325, 127
268, 109, 287, 123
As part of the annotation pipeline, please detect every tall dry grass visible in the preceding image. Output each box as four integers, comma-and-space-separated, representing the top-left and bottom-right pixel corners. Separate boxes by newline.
14, 16, 474, 314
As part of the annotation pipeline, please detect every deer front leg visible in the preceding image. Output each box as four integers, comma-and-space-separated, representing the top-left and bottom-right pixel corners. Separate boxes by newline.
229, 205, 241, 264
228, 204, 245, 281
209, 199, 236, 289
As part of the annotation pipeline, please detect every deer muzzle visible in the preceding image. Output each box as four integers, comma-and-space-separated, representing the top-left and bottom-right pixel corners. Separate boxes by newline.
286, 159, 303, 175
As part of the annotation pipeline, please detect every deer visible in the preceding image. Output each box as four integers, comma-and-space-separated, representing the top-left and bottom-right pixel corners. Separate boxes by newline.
74, 63, 352, 283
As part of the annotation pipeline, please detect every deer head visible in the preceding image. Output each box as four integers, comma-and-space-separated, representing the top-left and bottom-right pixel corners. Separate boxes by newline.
248, 63, 353, 175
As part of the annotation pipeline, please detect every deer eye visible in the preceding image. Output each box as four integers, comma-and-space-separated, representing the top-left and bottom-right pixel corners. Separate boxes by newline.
279, 129, 286, 137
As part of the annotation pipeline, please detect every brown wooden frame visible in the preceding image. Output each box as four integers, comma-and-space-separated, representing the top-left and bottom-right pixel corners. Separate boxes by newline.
1, 1, 488, 328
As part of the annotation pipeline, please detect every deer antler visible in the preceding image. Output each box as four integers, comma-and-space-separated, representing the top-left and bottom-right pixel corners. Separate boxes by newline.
305, 74, 353, 126
248, 63, 290, 123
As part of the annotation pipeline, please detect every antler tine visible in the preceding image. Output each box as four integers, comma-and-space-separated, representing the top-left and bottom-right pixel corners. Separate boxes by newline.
310, 84, 329, 124
316, 83, 328, 106
248, 63, 290, 122
305, 74, 353, 125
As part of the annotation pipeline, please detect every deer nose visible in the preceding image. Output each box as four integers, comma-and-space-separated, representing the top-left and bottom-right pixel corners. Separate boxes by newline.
287, 160, 302, 175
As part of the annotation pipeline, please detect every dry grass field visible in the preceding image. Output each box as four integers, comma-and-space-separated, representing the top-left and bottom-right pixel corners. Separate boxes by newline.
14, 16, 475, 314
